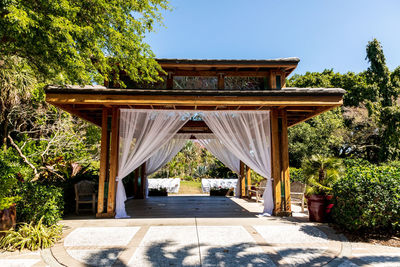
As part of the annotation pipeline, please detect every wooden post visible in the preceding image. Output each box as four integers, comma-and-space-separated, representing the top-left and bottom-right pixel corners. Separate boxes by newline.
245, 165, 251, 197
271, 108, 282, 215
141, 162, 146, 198
97, 108, 109, 216
281, 110, 291, 213
167, 72, 174, 89
240, 161, 245, 197
134, 167, 139, 198
218, 73, 225, 89
107, 107, 119, 215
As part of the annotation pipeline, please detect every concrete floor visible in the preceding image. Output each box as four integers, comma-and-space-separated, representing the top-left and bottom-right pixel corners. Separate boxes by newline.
1, 196, 399, 266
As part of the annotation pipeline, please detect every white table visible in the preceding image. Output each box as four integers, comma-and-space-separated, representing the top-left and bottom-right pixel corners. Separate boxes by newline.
148, 178, 181, 193
201, 178, 238, 193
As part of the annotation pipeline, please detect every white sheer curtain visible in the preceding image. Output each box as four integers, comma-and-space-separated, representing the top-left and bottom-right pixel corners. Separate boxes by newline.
195, 134, 241, 197
201, 111, 273, 215
116, 109, 191, 218
144, 134, 190, 197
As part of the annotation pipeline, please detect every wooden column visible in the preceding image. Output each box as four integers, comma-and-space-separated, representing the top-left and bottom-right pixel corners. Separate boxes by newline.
141, 162, 147, 198
134, 167, 139, 198
281, 110, 291, 213
218, 74, 225, 89
167, 72, 174, 89
245, 165, 251, 197
107, 107, 119, 215
240, 161, 245, 197
97, 108, 109, 216
271, 108, 282, 215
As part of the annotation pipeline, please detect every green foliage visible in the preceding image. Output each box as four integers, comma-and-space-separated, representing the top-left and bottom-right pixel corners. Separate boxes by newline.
288, 109, 345, 167
15, 182, 64, 226
153, 141, 238, 180
302, 155, 344, 196
0, 217, 62, 251
332, 163, 400, 232
288, 39, 400, 164
0, 0, 170, 85
287, 69, 373, 107
0, 150, 29, 210
364, 39, 400, 161
289, 167, 305, 183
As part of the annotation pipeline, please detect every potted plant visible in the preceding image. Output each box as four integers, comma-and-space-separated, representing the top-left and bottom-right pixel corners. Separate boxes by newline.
210, 186, 232, 196
302, 155, 343, 222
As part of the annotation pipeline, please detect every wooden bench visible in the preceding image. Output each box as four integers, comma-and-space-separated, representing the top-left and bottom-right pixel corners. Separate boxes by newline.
290, 181, 306, 212
248, 179, 267, 202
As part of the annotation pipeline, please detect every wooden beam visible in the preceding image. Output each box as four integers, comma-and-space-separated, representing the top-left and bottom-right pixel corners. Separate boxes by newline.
160, 63, 298, 69
55, 104, 101, 127
240, 161, 245, 197
172, 70, 272, 77
47, 93, 344, 107
107, 107, 119, 215
271, 108, 282, 215
97, 108, 109, 216
281, 110, 291, 213
288, 105, 340, 127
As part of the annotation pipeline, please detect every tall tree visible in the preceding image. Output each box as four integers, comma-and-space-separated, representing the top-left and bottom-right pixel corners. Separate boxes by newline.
0, 0, 169, 85
365, 39, 400, 161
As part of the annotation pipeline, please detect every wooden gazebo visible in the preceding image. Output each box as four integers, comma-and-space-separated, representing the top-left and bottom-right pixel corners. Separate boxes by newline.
45, 58, 345, 218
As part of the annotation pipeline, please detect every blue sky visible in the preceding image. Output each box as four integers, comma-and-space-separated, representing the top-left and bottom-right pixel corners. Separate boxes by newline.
145, 0, 400, 76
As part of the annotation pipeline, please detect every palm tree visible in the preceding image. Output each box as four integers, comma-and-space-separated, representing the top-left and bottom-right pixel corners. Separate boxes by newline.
302, 155, 344, 195
0, 56, 37, 148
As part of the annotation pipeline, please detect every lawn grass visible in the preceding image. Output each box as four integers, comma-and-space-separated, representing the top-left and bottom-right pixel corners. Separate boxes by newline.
176, 180, 203, 194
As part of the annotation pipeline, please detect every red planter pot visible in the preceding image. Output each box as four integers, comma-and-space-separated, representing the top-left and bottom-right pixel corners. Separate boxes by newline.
306, 195, 334, 223
0, 204, 16, 233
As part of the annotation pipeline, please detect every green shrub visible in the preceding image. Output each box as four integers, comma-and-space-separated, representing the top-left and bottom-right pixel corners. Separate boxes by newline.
16, 182, 64, 226
0, 150, 30, 210
332, 164, 400, 232
0, 217, 62, 251
290, 167, 305, 183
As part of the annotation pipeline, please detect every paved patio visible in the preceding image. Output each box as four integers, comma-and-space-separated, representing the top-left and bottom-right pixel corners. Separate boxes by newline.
1, 196, 399, 266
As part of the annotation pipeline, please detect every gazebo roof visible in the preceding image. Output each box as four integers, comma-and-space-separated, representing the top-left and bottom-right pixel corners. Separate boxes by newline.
44, 57, 345, 131
156, 57, 300, 77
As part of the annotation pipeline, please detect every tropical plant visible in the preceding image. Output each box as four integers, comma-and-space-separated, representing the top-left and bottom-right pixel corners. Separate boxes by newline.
0, 217, 62, 251
302, 155, 344, 196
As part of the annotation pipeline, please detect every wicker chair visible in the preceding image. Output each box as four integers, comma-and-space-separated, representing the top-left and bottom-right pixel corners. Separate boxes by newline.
290, 181, 306, 212
74, 180, 97, 214
248, 179, 267, 202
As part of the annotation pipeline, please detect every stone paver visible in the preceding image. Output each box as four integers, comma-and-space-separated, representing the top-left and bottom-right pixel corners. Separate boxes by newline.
1, 197, 399, 267
64, 227, 140, 247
